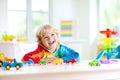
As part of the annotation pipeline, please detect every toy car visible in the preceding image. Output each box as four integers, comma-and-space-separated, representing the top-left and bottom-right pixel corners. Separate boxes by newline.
38, 60, 48, 65
53, 58, 64, 65
0, 60, 3, 67
0, 52, 14, 67
24, 59, 34, 65
2, 58, 23, 70
88, 61, 101, 66
66, 58, 76, 64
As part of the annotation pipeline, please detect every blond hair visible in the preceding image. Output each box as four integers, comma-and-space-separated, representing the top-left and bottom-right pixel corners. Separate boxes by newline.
36, 24, 59, 44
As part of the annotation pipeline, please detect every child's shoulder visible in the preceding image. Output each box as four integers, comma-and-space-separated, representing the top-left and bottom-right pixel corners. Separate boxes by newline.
59, 43, 71, 50
59, 43, 67, 48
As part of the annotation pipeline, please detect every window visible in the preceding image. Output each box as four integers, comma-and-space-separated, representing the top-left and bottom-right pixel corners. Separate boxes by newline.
8, 0, 49, 42
99, 0, 120, 30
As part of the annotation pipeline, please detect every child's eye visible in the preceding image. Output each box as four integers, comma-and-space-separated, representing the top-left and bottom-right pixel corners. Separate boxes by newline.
51, 33, 55, 36
44, 36, 48, 39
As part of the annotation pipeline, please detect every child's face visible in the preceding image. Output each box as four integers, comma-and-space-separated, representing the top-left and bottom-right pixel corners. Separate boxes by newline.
41, 29, 58, 52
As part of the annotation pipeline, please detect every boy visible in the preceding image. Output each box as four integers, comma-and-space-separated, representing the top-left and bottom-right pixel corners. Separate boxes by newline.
21, 24, 80, 63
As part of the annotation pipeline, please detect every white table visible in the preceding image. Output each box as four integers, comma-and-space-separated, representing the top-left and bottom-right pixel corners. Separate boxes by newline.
1, 60, 120, 80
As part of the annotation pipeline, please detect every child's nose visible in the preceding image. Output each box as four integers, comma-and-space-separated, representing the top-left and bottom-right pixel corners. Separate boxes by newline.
49, 37, 53, 42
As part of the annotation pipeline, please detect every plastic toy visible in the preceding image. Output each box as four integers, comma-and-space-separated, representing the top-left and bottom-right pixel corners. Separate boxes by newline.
24, 59, 34, 65
89, 28, 118, 66
100, 38, 118, 45
52, 58, 64, 65
89, 50, 105, 66
38, 60, 48, 65
16, 37, 28, 42
115, 45, 120, 58
100, 28, 117, 38
66, 58, 76, 64
0, 52, 7, 62
2, 58, 23, 70
100, 38, 117, 52
88, 61, 101, 66
0, 53, 6, 67
0, 52, 14, 67
0, 60, 2, 67
2, 33, 14, 41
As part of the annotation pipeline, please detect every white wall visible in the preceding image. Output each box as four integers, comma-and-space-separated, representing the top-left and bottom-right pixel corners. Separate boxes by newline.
89, 0, 99, 59
50, 0, 99, 60
0, 0, 8, 37
50, 0, 75, 40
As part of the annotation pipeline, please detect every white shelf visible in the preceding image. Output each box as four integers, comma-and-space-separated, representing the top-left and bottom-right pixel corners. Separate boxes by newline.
0, 42, 37, 61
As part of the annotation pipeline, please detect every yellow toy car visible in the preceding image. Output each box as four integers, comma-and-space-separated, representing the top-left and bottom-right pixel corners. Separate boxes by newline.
53, 58, 64, 65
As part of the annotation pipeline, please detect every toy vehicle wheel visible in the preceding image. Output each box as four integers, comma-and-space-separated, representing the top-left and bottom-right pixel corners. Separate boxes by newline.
0, 60, 3, 67
96, 62, 100, 66
15, 64, 21, 70
5, 65, 11, 70
88, 62, 93, 66
88, 61, 101, 66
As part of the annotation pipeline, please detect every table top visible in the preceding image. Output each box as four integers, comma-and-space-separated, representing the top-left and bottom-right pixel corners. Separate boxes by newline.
0, 60, 120, 76
1, 60, 120, 80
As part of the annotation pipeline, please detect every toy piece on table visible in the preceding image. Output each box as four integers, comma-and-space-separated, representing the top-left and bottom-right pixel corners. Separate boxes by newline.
38, 58, 64, 65
89, 28, 118, 66
2, 58, 23, 70
21, 57, 40, 64
38, 60, 48, 65
37, 58, 77, 65
52, 58, 64, 65
38, 57, 55, 65
89, 50, 105, 66
0, 60, 2, 67
0, 52, 6, 62
0, 52, 14, 67
66, 58, 76, 64
0, 53, 6, 67
24, 59, 34, 65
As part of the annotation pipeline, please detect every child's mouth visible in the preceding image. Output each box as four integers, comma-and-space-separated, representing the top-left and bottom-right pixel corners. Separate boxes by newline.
49, 41, 55, 45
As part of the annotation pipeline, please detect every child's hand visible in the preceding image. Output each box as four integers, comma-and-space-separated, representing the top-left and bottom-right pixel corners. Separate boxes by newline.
43, 57, 56, 63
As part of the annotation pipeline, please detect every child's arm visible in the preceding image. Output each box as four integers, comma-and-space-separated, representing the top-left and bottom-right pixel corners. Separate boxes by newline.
21, 51, 42, 63
21, 45, 45, 63
59, 44, 80, 63
21, 44, 56, 63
